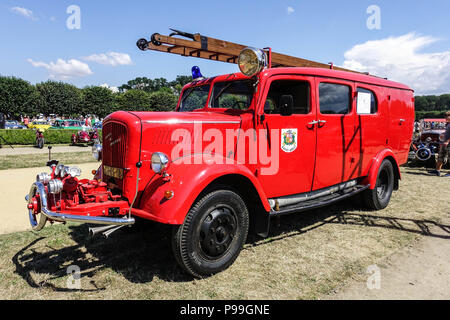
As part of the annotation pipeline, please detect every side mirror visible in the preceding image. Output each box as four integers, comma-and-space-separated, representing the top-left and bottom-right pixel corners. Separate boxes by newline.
279, 95, 294, 116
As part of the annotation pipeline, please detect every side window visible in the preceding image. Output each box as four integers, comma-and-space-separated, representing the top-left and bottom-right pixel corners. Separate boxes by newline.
264, 80, 310, 114
319, 83, 350, 114
356, 87, 378, 114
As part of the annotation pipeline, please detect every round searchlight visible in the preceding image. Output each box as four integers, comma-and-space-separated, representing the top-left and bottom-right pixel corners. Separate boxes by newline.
238, 47, 267, 77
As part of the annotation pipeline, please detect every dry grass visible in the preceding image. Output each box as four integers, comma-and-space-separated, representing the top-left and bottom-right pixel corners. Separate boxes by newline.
0, 152, 93, 170
0, 166, 448, 300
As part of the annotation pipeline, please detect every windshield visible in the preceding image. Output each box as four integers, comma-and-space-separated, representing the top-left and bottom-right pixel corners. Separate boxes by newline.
210, 80, 254, 110
179, 85, 211, 112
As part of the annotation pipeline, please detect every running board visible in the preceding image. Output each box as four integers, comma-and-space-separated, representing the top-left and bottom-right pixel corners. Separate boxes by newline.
269, 184, 369, 217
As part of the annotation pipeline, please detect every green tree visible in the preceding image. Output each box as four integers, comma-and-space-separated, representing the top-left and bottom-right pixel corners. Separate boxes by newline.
36, 81, 82, 117
115, 89, 151, 111
0, 76, 42, 117
148, 91, 178, 111
82, 86, 115, 118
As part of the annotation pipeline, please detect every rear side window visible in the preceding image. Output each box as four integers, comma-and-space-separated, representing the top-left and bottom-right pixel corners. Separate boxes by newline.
319, 83, 351, 114
356, 87, 378, 114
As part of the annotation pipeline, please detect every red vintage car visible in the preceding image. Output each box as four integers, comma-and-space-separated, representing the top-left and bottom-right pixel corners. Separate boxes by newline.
25, 34, 414, 278
71, 128, 99, 145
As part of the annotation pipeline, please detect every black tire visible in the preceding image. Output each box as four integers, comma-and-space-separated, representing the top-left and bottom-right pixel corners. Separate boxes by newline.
172, 189, 249, 278
363, 159, 394, 210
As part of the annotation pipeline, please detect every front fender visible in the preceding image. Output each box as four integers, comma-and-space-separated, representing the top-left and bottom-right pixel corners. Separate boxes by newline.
362, 148, 401, 189
136, 154, 271, 225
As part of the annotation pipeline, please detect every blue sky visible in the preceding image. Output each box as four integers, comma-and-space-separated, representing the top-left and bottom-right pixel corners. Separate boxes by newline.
1, 0, 450, 94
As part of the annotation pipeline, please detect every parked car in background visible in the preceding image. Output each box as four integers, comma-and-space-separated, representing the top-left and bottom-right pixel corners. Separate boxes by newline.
409, 118, 446, 164
93, 122, 102, 130
71, 128, 99, 145
27, 120, 52, 131
5, 120, 27, 129
50, 119, 84, 130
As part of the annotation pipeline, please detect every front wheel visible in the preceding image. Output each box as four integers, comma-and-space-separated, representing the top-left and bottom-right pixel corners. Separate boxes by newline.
171, 189, 249, 278
363, 159, 394, 210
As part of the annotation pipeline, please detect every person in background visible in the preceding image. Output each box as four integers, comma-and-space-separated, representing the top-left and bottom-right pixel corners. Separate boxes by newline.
429, 111, 450, 177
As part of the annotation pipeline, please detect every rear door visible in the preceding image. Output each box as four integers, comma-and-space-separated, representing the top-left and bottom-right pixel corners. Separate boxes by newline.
256, 75, 317, 198
313, 78, 357, 190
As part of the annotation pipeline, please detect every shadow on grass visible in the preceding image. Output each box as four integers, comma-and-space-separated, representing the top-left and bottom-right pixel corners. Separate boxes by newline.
247, 198, 450, 248
12, 199, 450, 291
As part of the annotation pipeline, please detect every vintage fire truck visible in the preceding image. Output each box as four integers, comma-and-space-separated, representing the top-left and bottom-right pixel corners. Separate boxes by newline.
25, 29, 414, 277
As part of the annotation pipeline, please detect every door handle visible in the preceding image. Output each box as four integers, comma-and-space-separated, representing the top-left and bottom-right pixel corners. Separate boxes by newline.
318, 120, 327, 124
308, 120, 319, 126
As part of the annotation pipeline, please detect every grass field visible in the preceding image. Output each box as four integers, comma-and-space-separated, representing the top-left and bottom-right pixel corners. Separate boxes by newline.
0, 167, 448, 299
0, 152, 93, 170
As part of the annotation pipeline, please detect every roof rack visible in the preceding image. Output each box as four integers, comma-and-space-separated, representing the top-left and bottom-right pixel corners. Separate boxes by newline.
137, 28, 361, 74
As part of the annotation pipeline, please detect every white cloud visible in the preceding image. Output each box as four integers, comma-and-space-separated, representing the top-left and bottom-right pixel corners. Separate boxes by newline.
11, 6, 37, 20
343, 33, 450, 94
287, 6, 295, 15
83, 52, 132, 66
27, 58, 93, 80
100, 83, 119, 93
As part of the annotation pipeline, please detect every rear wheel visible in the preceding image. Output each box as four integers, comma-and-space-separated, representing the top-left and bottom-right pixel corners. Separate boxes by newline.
363, 159, 394, 210
172, 189, 249, 278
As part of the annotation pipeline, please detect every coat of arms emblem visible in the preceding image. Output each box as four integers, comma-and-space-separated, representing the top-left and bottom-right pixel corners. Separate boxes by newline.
281, 129, 298, 153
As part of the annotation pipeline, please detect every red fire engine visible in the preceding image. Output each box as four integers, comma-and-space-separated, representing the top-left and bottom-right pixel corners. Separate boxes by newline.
25, 29, 414, 277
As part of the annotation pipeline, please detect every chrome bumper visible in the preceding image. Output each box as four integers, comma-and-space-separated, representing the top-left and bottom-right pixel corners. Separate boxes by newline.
25, 182, 135, 226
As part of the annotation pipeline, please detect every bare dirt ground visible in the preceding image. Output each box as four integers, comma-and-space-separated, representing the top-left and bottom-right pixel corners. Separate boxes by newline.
326, 217, 450, 300
0, 163, 99, 234
0, 145, 90, 156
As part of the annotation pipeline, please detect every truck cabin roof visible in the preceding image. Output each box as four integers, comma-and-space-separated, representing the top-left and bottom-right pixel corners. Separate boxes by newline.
183, 67, 413, 93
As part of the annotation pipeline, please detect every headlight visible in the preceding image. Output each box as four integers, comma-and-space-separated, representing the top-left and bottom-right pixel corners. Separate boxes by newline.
48, 179, 63, 194
92, 144, 102, 161
36, 172, 51, 184
238, 47, 267, 77
151, 152, 170, 174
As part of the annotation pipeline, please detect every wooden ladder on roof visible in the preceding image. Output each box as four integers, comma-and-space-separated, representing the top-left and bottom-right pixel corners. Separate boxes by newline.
136, 28, 360, 74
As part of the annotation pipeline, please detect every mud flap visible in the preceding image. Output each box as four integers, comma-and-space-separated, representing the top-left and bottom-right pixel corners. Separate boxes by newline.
252, 208, 270, 238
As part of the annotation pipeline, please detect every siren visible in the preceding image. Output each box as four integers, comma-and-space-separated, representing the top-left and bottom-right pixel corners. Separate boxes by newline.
192, 66, 204, 81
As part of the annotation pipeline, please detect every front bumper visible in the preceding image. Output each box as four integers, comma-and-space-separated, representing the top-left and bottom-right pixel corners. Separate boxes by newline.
25, 182, 135, 227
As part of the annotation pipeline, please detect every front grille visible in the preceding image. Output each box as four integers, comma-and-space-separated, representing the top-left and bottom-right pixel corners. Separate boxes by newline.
102, 122, 127, 168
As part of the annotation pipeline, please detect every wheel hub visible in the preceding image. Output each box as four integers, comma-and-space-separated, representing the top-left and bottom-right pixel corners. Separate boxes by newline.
200, 207, 237, 258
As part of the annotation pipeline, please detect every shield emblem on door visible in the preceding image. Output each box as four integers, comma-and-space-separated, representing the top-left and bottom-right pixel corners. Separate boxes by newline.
281, 129, 298, 153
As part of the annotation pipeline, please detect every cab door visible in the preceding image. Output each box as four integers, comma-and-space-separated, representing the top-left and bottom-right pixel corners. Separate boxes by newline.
313, 78, 357, 190
256, 75, 317, 198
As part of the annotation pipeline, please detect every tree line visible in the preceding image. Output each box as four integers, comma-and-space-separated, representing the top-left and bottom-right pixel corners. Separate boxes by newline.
1, 74, 449, 119
0, 75, 192, 119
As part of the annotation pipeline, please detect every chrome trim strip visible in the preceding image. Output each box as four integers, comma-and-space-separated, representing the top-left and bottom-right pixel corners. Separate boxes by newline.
26, 182, 135, 227
144, 120, 240, 124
